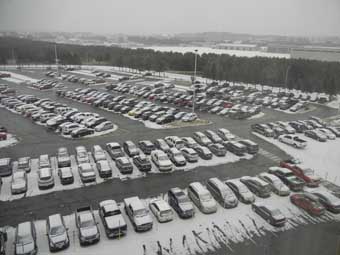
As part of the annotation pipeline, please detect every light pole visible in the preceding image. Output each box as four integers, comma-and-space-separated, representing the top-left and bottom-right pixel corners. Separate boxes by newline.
192, 49, 198, 113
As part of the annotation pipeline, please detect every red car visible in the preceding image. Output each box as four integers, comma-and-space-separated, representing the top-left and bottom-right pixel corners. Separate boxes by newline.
290, 193, 325, 216
0, 132, 7, 141
279, 161, 321, 187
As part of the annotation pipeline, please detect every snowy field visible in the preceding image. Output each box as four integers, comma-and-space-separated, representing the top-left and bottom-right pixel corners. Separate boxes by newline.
0, 134, 19, 149
2, 187, 339, 255
133, 46, 291, 59
0, 150, 254, 202
252, 132, 340, 184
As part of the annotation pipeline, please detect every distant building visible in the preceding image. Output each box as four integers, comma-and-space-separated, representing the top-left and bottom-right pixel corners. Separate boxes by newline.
291, 46, 340, 62
215, 43, 258, 51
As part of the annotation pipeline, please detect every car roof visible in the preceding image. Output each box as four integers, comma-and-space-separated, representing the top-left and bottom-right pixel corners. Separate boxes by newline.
48, 214, 63, 227
151, 199, 171, 211
100, 200, 119, 211
17, 222, 32, 235
189, 182, 209, 194
39, 168, 52, 177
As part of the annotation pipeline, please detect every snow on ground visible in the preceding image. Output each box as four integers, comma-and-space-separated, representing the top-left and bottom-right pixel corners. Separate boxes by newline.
247, 112, 265, 120
252, 132, 340, 184
0, 134, 19, 149
327, 95, 340, 110
61, 126, 118, 139
273, 104, 316, 115
1, 71, 38, 83
2, 189, 339, 255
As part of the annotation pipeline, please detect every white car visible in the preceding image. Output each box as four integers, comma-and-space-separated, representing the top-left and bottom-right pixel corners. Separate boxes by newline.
182, 113, 197, 122
181, 147, 199, 163
149, 199, 174, 223
217, 128, 236, 141
94, 121, 114, 132
182, 137, 199, 149
278, 135, 307, 148
164, 136, 185, 149
151, 150, 173, 172
317, 128, 336, 140
11, 171, 28, 194
258, 172, 290, 196
188, 182, 217, 214
38, 168, 55, 189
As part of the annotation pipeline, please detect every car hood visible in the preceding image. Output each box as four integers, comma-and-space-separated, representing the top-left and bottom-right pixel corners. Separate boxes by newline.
82, 171, 95, 177
12, 181, 26, 190
201, 199, 216, 209
58, 156, 70, 162
16, 242, 35, 255
50, 232, 68, 244
174, 155, 186, 162
134, 214, 153, 226
80, 226, 98, 237
105, 215, 126, 229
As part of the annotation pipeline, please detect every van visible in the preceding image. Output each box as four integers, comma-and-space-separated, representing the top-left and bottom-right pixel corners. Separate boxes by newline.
223, 141, 247, 156
39, 154, 50, 168
239, 140, 259, 154
14, 221, 37, 255
188, 182, 217, 214
0, 158, 12, 177
206, 178, 238, 208
76, 146, 89, 164
46, 214, 69, 252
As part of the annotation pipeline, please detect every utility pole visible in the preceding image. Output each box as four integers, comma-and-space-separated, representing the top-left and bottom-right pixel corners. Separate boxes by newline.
192, 49, 198, 113
284, 65, 291, 93
55, 44, 59, 76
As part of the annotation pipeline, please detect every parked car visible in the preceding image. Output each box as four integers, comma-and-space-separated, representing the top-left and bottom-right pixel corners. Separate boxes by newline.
251, 202, 286, 227
258, 172, 290, 196
106, 142, 124, 160
268, 167, 305, 191
238, 140, 259, 154
167, 187, 195, 219
38, 154, 50, 169
17, 157, 31, 173
94, 121, 114, 132
225, 179, 255, 204
78, 163, 96, 183
11, 171, 28, 194
317, 128, 336, 140
58, 167, 74, 185
309, 190, 340, 214
96, 160, 112, 178
57, 147, 71, 167
290, 193, 325, 216
193, 132, 212, 146
149, 199, 174, 223
304, 130, 327, 142
14, 222, 37, 255
206, 177, 238, 208
240, 176, 271, 198
123, 141, 140, 157
115, 157, 133, 174
278, 135, 307, 148
194, 145, 213, 160
138, 140, 156, 155
182, 137, 199, 149
75, 206, 100, 245
92, 145, 107, 162
76, 146, 89, 164
205, 130, 223, 144
132, 154, 152, 172
71, 127, 94, 138
154, 138, 171, 152
99, 200, 127, 238
187, 182, 217, 214
151, 150, 173, 172
124, 196, 153, 232
167, 147, 187, 166
46, 214, 69, 251
164, 136, 185, 149
38, 168, 55, 189
223, 141, 247, 156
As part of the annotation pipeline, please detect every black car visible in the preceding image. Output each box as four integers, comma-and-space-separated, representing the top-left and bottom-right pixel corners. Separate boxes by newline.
132, 154, 152, 172
251, 202, 286, 227
156, 114, 175, 124
115, 157, 133, 174
138, 140, 155, 155
289, 121, 307, 133
194, 146, 213, 160
304, 130, 327, 142
71, 128, 94, 138
240, 176, 271, 198
268, 167, 305, 191
168, 187, 195, 219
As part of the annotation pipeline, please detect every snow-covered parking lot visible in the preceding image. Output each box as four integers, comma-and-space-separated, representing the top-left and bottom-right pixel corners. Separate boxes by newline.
2, 185, 340, 255
253, 132, 340, 184
0, 134, 19, 149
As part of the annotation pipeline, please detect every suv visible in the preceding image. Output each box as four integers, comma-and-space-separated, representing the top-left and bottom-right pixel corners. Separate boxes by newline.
99, 200, 127, 238
46, 214, 69, 251
38, 168, 55, 189
188, 182, 217, 214
57, 147, 71, 168
206, 177, 238, 208
138, 140, 156, 155
240, 176, 271, 198
115, 157, 133, 174
124, 196, 153, 232
92, 145, 107, 162
106, 142, 125, 160
0, 158, 12, 177
132, 154, 152, 172
168, 187, 195, 218
75, 206, 100, 245
223, 141, 247, 156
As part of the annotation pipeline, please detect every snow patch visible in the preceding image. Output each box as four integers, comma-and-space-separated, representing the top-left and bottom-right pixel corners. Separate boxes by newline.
0, 134, 19, 149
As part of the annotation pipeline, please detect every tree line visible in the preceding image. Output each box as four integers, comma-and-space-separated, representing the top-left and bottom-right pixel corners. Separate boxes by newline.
0, 36, 339, 95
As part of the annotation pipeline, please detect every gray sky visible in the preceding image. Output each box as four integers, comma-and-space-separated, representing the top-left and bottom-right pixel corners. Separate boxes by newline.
0, 0, 339, 36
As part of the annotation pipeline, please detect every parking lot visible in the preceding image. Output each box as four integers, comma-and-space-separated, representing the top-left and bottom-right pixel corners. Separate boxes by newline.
1, 67, 340, 255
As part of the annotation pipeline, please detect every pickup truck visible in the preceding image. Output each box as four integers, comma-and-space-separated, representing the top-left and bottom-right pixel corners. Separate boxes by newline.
278, 135, 307, 148
75, 206, 100, 245
99, 200, 127, 238
124, 196, 153, 232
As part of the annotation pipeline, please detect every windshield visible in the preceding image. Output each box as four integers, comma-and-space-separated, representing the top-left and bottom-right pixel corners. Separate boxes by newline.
50, 226, 65, 236
158, 155, 168, 161
178, 195, 190, 203
200, 193, 212, 202
135, 209, 147, 217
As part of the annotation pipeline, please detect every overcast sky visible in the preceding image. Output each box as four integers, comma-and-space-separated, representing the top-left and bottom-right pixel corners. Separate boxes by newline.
0, 0, 339, 36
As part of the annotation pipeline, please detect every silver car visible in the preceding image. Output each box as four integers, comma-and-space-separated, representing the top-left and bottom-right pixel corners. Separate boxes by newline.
11, 171, 28, 194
